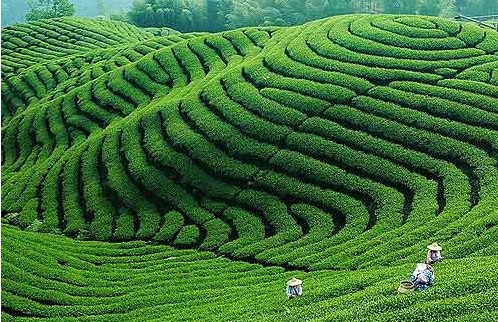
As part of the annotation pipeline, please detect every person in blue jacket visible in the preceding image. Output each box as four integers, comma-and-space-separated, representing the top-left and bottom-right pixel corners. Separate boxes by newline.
286, 277, 303, 299
410, 263, 434, 291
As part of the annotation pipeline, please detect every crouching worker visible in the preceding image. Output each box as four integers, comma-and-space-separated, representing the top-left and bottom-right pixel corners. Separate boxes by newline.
286, 277, 303, 299
426, 243, 443, 264
410, 263, 434, 291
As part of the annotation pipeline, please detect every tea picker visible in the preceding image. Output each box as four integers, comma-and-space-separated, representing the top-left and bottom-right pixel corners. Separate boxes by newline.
286, 277, 303, 299
426, 242, 443, 265
410, 263, 435, 291
398, 263, 435, 294
398, 243, 442, 294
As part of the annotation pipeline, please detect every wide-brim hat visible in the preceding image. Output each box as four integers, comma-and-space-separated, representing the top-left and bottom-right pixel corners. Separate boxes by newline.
286, 277, 303, 286
427, 243, 442, 251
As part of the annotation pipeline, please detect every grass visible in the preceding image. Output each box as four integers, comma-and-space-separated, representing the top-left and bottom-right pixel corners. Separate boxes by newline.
1, 14, 498, 321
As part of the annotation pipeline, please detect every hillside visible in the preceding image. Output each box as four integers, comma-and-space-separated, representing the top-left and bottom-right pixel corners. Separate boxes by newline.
2, 15, 498, 321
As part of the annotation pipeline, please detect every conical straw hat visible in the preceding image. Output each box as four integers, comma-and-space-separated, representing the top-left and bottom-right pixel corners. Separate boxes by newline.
286, 277, 303, 286
427, 243, 442, 251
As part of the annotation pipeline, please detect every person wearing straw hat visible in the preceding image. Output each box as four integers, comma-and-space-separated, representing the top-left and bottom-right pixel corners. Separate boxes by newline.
286, 277, 303, 299
426, 243, 443, 265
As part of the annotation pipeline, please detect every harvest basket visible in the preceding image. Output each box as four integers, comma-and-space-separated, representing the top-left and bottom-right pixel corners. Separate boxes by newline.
397, 280, 415, 294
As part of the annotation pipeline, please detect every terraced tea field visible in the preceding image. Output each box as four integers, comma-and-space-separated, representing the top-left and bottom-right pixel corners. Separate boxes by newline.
2, 14, 498, 321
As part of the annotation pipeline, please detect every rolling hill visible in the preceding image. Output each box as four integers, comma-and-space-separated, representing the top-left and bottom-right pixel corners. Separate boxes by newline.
2, 15, 498, 321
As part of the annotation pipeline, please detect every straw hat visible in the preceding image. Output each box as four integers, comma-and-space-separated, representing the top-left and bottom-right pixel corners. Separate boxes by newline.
286, 277, 303, 286
427, 243, 442, 251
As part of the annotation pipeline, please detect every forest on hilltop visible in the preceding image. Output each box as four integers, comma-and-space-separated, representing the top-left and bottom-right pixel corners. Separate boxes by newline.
3, 0, 498, 30
126, 0, 498, 31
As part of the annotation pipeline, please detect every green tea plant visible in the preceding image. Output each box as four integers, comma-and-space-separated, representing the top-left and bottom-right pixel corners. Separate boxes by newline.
2, 14, 498, 321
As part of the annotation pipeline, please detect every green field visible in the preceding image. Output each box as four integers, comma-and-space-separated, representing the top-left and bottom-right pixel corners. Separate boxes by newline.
2, 14, 498, 321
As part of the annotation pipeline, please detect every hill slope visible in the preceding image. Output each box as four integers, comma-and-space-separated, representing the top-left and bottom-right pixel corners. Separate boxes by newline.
2, 15, 498, 321
2, 224, 498, 321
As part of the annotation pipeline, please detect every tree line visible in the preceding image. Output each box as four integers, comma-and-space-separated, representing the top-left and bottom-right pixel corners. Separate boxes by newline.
125, 0, 498, 32
2, 0, 497, 30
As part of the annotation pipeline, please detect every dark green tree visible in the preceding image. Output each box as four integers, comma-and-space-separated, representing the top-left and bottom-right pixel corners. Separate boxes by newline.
330, 0, 354, 15
206, 0, 221, 30
26, 0, 75, 21
305, 0, 330, 20
128, 0, 207, 31
418, 0, 443, 15
439, 0, 457, 17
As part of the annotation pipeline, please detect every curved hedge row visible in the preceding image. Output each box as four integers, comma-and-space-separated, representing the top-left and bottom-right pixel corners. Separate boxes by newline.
1, 17, 155, 77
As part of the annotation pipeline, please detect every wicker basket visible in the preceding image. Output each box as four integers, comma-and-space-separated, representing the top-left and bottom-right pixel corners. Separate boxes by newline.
397, 280, 415, 294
